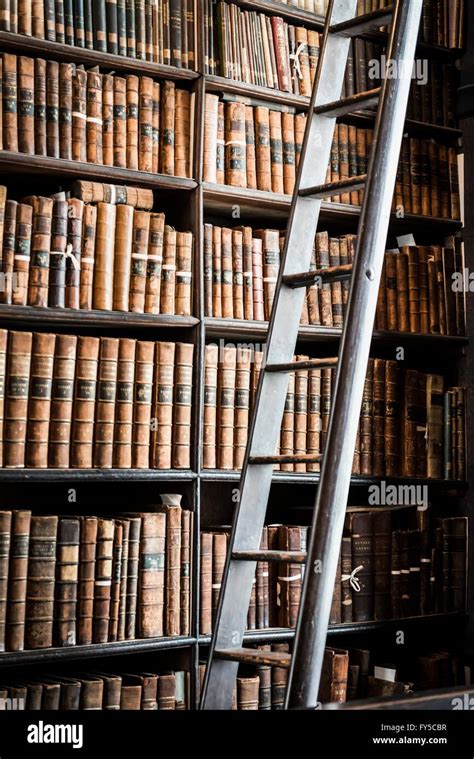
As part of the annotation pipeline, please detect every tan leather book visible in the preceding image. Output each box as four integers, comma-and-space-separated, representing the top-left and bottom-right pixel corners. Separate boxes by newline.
211, 225, 222, 318
102, 73, 114, 167
245, 105, 257, 189
138, 76, 154, 173
25, 515, 58, 649
160, 224, 177, 315
93, 337, 119, 469
234, 348, 251, 470
99, 674, 122, 710
117, 519, 130, 642
49, 334, 77, 469
280, 372, 295, 472
203, 344, 218, 470
108, 521, 123, 642
216, 100, 225, 184
144, 212, 165, 314
307, 243, 320, 325
125, 517, 141, 640
360, 359, 374, 476
152, 81, 160, 173
132, 340, 154, 469
77, 516, 98, 646
70, 181, 154, 210
307, 368, 321, 473
237, 676, 259, 710
252, 236, 265, 321
238, 226, 253, 321
33, 57, 47, 156
200, 532, 212, 635
112, 204, 134, 312
269, 110, 284, 195
2, 54, 18, 152
256, 229, 280, 320
113, 338, 136, 469
18, 0, 32, 34
255, 106, 271, 192
18, 56, 35, 155
93, 202, 117, 312
93, 518, 114, 643
176, 231, 193, 316
79, 203, 98, 311
172, 342, 194, 469
161, 80, 176, 175
48, 198, 68, 309
151, 341, 175, 469
217, 345, 236, 471
175, 88, 191, 178
220, 227, 233, 318
113, 76, 127, 168
59, 62, 73, 161
156, 502, 181, 636
272, 642, 290, 708
86, 70, 103, 165
71, 336, 100, 469
0, 329, 7, 468
158, 673, 176, 709
225, 101, 246, 188
180, 508, 191, 635
320, 647, 349, 704
231, 229, 244, 320
4, 330, 33, 468
79, 677, 104, 710
203, 94, 219, 183
295, 26, 311, 96
315, 232, 332, 327
5, 510, 31, 651
72, 67, 87, 163
54, 517, 80, 647
27, 196, 53, 308
329, 237, 343, 327
138, 512, 165, 638
1, 200, 17, 305
0, 510, 11, 653
0, 186, 6, 277
65, 198, 84, 310
25, 332, 56, 469
12, 202, 33, 307
282, 112, 296, 196
129, 210, 150, 313
294, 356, 309, 473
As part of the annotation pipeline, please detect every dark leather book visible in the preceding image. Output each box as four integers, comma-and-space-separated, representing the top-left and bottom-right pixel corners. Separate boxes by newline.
367, 677, 411, 698
18, 56, 35, 155
54, 517, 80, 647
157, 673, 177, 710
180, 508, 192, 636
349, 648, 370, 699
391, 530, 401, 619
93, 0, 107, 52
77, 516, 98, 646
399, 530, 411, 617
373, 511, 391, 621
211, 531, 225, 631
117, 0, 127, 55
99, 673, 122, 710
105, 0, 118, 54
93, 518, 114, 643
59, 62, 73, 161
350, 512, 373, 623
0, 511, 11, 653
341, 532, 353, 624
73, 0, 85, 46
330, 548, 342, 626
0, 329, 6, 468
441, 517, 467, 612
271, 642, 289, 709
25, 332, 56, 469
49, 198, 68, 308
25, 515, 58, 649
347, 665, 360, 701
320, 647, 349, 705
372, 358, 385, 477
384, 360, 400, 477
360, 359, 374, 475
84, 0, 93, 49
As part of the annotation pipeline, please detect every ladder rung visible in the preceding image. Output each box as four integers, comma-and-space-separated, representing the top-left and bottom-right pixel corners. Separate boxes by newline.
314, 88, 381, 118
299, 175, 367, 199
233, 550, 307, 563
215, 648, 292, 668
249, 454, 323, 465
283, 264, 353, 288
266, 358, 338, 373
330, 6, 394, 37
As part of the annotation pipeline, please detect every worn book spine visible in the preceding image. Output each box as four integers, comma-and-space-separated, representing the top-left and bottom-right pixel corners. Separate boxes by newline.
71, 67, 87, 162
25, 515, 58, 650
172, 342, 194, 469
125, 517, 141, 639
77, 516, 98, 645
3, 54, 18, 152
161, 80, 176, 175
48, 334, 77, 468
203, 344, 218, 469
138, 76, 154, 173
65, 198, 84, 309
159, 224, 177, 314
341, 534, 353, 623
132, 340, 154, 468
1, 201, 18, 306
145, 212, 165, 314
5, 510, 31, 651
4, 330, 33, 468
112, 204, 134, 312
113, 338, 136, 469
48, 199, 67, 308
12, 202, 33, 307
151, 340, 175, 469
159, 503, 181, 636
101, 73, 114, 167
27, 196, 53, 308
233, 348, 251, 470
86, 70, 103, 165
225, 101, 246, 187
359, 359, 373, 475
129, 210, 150, 313
396, 250, 410, 333
71, 336, 100, 469
220, 227, 233, 319
0, 329, 7, 467
200, 532, 212, 635
117, 518, 130, 641
138, 512, 166, 638
25, 332, 56, 469
93, 202, 116, 311
54, 518, 80, 647
180, 508, 191, 635
373, 512, 391, 621
46, 60, 60, 158
108, 521, 123, 641
217, 345, 236, 471
93, 337, 119, 469
176, 231, 193, 316
58, 62, 73, 161
93, 518, 114, 643
18, 56, 35, 155
0, 511, 11, 653
79, 203, 98, 311
351, 512, 373, 622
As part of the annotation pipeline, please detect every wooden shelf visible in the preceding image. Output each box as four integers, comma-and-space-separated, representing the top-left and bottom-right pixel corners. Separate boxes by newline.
0, 31, 199, 82
0, 636, 197, 668
0, 151, 197, 191
0, 469, 197, 482
0, 304, 199, 331
227, 0, 324, 30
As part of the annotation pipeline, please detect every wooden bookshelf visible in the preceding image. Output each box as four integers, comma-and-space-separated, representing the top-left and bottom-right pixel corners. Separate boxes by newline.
0, 1, 468, 714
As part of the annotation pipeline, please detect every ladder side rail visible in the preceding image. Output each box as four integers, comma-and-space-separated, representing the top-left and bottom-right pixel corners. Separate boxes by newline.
286, 0, 424, 710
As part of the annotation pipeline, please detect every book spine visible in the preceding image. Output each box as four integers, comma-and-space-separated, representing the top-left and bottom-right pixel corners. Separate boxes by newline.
77, 517, 98, 645
113, 76, 127, 168
65, 198, 84, 309
102, 74, 115, 167
203, 344, 218, 470
138, 513, 166, 638
12, 202, 33, 307
0, 329, 7, 467
217, 345, 236, 470
93, 518, 114, 643
112, 204, 134, 312
180, 508, 191, 635
5, 511, 31, 651
113, 338, 136, 469
86, 71, 103, 165
49, 334, 77, 468
93, 337, 119, 469
125, 518, 141, 639
129, 209, 150, 313
70, 336, 100, 469
0, 511, 12, 652
172, 342, 194, 469
25, 515, 58, 650
25, 332, 56, 469
161, 80, 176, 175
28, 196, 53, 308
108, 521, 123, 641
54, 518, 80, 647
4, 330, 32, 468
145, 212, 165, 314
46, 60, 59, 158
234, 348, 251, 470
200, 532, 212, 634
132, 340, 154, 468
351, 513, 373, 622
138, 76, 154, 173
71, 67, 87, 163
117, 519, 130, 641
1, 201, 18, 306
18, 56, 35, 155
79, 203, 98, 310
92, 202, 116, 311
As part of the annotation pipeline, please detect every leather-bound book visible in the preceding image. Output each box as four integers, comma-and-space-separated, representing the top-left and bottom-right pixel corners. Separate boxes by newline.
410, 138, 422, 215
448, 146, 461, 220
320, 647, 349, 704
158, 674, 176, 710
54, 517, 80, 647
79, 676, 104, 710
99, 674, 122, 710
79, 203, 98, 311
216, 100, 225, 183
244, 105, 257, 190
0, 188, 7, 284
394, 249, 409, 332
0, 329, 7, 467
93, 518, 114, 643
161, 80, 176, 176
120, 681, 142, 710
203, 344, 218, 470
233, 348, 251, 470
441, 517, 466, 612
175, 88, 191, 178
117, 518, 130, 641
70, 181, 154, 210
4, 330, 33, 468
156, 500, 182, 637
259, 229, 280, 320
1, 200, 17, 306
294, 357, 308, 473
237, 677, 259, 710
25, 332, 56, 469
176, 231, 193, 316
341, 533, 353, 624
172, 342, 194, 469
129, 210, 150, 313
220, 227, 233, 318
108, 521, 123, 642
256, 527, 269, 629
138, 512, 166, 638
217, 345, 236, 471
203, 94, 219, 183
93, 203, 116, 311
329, 237, 343, 326
350, 512, 373, 623
125, 517, 141, 639
399, 529, 410, 616
93, 337, 119, 469
320, 367, 332, 459
49, 198, 68, 308
271, 642, 289, 709
438, 144, 450, 218
26, 200, 54, 309
456, 387, 466, 480
269, 110, 284, 194
46, 60, 60, 158
138, 76, 154, 173
26, 682, 43, 710
315, 232, 332, 327
132, 340, 154, 468
145, 213, 165, 314
18, 56, 35, 155
359, 359, 373, 475
160, 224, 176, 315
58, 62, 73, 161
71, 335, 100, 469
330, 548, 342, 626
282, 112, 296, 196
254, 106, 271, 192
112, 204, 134, 312
12, 202, 33, 307
3, 54, 18, 152
113, 338, 136, 469
71, 66, 87, 163
0, 511, 11, 652
180, 508, 191, 635
252, 237, 265, 321
65, 198, 84, 310
86, 70, 103, 165
211, 531, 225, 629
225, 101, 246, 188
113, 76, 127, 168
33, 58, 47, 155
77, 516, 97, 645
278, 526, 301, 628
102, 74, 114, 166
5, 510, 31, 651
149, 342, 175, 464
239, 226, 253, 321
426, 374, 444, 479
417, 245, 430, 333
372, 358, 385, 477
73, 0, 85, 47
401, 369, 421, 478
373, 512, 391, 621
307, 367, 321, 474
200, 531, 212, 635
384, 360, 400, 477
49, 334, 77, 468
25, 515, 58, 649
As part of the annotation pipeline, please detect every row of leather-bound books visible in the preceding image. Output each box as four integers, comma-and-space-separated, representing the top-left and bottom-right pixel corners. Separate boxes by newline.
0, 499, 191, 652
0, 669, 189, 710
206, 1, 462, 98
0, 0, 196, 69
203, 96, 461, 220
204, 226, 466, 338
0, 330, 194, 469
0, 53, 193, 176
199, 513, 467, 634
198, 646, 468, 709
0, 181, 193, 315
204, 346, 466, 480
